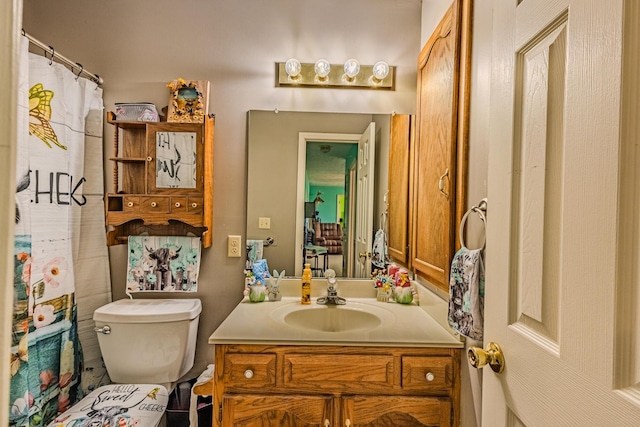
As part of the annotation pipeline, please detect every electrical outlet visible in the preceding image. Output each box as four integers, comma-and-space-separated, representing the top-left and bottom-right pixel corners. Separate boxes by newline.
228, 235, 242, 257
258, 217, 271, 229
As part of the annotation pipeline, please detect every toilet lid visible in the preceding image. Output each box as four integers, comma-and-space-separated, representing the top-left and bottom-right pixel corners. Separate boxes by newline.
47, 384, 168, 427
93, 298, 202, 323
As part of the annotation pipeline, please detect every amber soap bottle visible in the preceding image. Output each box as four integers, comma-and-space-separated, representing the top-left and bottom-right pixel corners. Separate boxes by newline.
301, 263, 312, 304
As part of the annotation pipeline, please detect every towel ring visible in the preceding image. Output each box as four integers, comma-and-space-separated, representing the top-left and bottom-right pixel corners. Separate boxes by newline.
459, 206, 486, 250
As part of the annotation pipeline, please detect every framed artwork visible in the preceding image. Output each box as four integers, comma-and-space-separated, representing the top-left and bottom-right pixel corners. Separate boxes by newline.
146, 122, 204, 195
166, 78, 209, 123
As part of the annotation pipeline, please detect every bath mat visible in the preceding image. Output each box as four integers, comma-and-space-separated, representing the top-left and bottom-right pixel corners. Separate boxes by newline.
126, 236, 201, 293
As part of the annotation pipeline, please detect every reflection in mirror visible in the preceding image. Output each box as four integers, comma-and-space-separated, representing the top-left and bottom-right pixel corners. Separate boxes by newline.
246, 110, 391, 278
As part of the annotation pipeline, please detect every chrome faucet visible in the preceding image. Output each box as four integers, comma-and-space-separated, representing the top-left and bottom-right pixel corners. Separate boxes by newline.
317, 269, 346, 305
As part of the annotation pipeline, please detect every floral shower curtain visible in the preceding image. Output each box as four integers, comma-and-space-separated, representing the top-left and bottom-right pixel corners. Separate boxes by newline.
9, 37, 106, 426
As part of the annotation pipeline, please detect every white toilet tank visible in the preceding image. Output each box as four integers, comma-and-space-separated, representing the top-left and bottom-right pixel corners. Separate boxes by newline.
93, 298, 201, 385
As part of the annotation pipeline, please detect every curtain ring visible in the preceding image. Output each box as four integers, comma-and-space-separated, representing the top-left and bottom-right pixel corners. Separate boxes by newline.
48, 46, 54, 65
21, 28, 25, 36
75, 63, 83, 81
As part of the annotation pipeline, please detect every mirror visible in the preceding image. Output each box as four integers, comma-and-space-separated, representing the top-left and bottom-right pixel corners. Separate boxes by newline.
246, 110, 391, 278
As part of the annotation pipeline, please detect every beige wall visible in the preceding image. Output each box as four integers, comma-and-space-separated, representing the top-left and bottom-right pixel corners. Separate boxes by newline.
21, 0, 422, 379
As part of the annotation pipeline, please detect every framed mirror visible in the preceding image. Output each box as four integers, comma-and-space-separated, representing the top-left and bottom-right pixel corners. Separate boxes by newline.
246, 110, 392, 278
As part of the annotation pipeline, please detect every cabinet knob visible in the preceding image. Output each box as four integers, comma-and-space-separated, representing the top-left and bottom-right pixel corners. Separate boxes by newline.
127, 201, 134, 207
324, 420, 330, 427
345, 419, 351, 427
150, 201, 157, 208
425, 372, 435, 382
244, 369, 254, 379
146, 156, 153, 162
175, 202, 181, 208
191, 202, 198, 208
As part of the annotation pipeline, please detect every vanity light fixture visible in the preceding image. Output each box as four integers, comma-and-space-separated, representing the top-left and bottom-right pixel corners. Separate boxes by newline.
276, 59, 395, 90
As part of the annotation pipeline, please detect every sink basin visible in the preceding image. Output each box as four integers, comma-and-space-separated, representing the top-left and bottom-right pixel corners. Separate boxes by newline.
270, 302, 395, 333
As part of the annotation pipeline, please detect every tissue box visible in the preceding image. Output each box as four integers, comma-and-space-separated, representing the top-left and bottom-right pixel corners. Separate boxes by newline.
115, 102, 159, 122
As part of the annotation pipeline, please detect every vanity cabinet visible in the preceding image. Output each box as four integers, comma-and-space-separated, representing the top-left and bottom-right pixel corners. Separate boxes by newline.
104, 112, 214, 247
411, 0, 471, 291
213, 344, 460, 426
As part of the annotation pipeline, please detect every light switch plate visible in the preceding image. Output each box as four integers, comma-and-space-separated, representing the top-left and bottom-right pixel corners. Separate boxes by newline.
258, 217, 271, 229
228, 235, 242, 257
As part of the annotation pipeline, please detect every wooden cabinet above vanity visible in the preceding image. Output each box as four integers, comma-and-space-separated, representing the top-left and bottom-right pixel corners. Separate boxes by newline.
104, 112, 214, 247
388, 0, 471, 292
213, 344, 461, 427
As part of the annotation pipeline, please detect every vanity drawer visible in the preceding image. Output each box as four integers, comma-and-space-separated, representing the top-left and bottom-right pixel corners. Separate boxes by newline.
284, 354, 394, 390
223, 353, 276, 388
401, 356, 453, 391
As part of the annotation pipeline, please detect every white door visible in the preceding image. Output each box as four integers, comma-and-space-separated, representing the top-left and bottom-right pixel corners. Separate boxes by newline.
483, 0, 640, 425
354, 123, 375, 278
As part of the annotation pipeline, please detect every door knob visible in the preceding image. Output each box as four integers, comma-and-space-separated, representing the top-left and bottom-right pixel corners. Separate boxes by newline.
468, 342, 505, 373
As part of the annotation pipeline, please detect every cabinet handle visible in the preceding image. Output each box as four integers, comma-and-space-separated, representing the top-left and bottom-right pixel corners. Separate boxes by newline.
244, 369, 254, 379
146, 156, 153, 162
175, 202, 181, 208
345, 419, 351, 427
425, 372, 435, 382
127, 201, 134, 207
438, 168, 449, 199
191, 202, 198, 208
324, 420, 330, 427
150, 201, 157, 208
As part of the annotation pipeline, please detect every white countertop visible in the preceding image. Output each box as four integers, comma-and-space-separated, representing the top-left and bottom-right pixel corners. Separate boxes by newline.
209, 279, 463, 348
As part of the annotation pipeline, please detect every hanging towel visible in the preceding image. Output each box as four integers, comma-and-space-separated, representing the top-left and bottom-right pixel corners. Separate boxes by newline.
448, 247, 485, 341
246, 239, 264, 269
371, 228, 389, 269
126, 236, 201, 294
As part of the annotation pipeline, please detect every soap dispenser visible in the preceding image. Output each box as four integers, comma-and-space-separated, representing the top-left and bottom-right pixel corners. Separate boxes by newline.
301, 263, 312, 304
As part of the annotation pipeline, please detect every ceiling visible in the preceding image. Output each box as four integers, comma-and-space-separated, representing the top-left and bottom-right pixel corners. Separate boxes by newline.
306, 141, 356, 187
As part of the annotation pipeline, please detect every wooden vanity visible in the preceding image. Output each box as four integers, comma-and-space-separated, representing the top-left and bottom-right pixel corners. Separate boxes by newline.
213, 343, 460, 426
207, 282, 463, 427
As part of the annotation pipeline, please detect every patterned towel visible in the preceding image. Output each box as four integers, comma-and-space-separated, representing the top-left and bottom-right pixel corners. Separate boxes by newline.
448, 247, 485, 340
126, 236, 201, 293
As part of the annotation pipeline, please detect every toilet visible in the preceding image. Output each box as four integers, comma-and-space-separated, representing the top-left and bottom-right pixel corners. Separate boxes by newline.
47, 298, 201, 427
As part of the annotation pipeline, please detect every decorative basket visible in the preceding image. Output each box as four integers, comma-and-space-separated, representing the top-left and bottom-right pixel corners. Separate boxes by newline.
114, 102, 159, 122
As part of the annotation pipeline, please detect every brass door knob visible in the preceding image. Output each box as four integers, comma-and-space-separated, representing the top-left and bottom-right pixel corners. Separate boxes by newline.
468, 342, 505, 373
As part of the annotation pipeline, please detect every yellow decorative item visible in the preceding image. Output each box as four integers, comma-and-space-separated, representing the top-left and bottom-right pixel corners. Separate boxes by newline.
166, 78, 209, 123
301, 263, 312, 304
29, 83, 65, 149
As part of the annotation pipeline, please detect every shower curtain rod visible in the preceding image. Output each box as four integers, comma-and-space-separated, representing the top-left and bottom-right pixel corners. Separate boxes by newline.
22, 29, 104, 85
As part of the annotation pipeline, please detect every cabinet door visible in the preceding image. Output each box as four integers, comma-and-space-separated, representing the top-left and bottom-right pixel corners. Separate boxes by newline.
222, 394, 334, 427
146, 122, 204, 195
342, 395, 451, 427
412, 0, 464, 290
387, 114, 412, 264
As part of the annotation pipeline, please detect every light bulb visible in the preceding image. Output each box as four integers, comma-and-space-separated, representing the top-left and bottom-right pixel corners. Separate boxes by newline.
285, 58, 301, 78
344, 59, 360, 79
372, 61, 390, 80
314, 59, 331, 78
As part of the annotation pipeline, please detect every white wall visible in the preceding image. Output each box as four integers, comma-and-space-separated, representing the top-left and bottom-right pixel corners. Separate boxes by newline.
21, 0, 422, 378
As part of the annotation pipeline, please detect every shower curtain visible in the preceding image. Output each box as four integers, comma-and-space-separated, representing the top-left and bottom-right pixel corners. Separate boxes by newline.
9, 36, 110, 426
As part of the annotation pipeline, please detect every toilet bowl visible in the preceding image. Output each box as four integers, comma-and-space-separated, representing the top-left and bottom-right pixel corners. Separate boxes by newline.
47, 298, 201, 427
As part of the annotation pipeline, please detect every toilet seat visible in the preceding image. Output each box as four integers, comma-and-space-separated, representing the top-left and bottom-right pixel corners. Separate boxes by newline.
47, 384, 168, 427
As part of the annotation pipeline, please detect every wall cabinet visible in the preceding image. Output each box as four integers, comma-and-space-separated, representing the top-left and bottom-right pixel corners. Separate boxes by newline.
213, 344, 460, 427
387, 114, 413, 264
410, 0, 471, 291
104, 112, 214, 247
